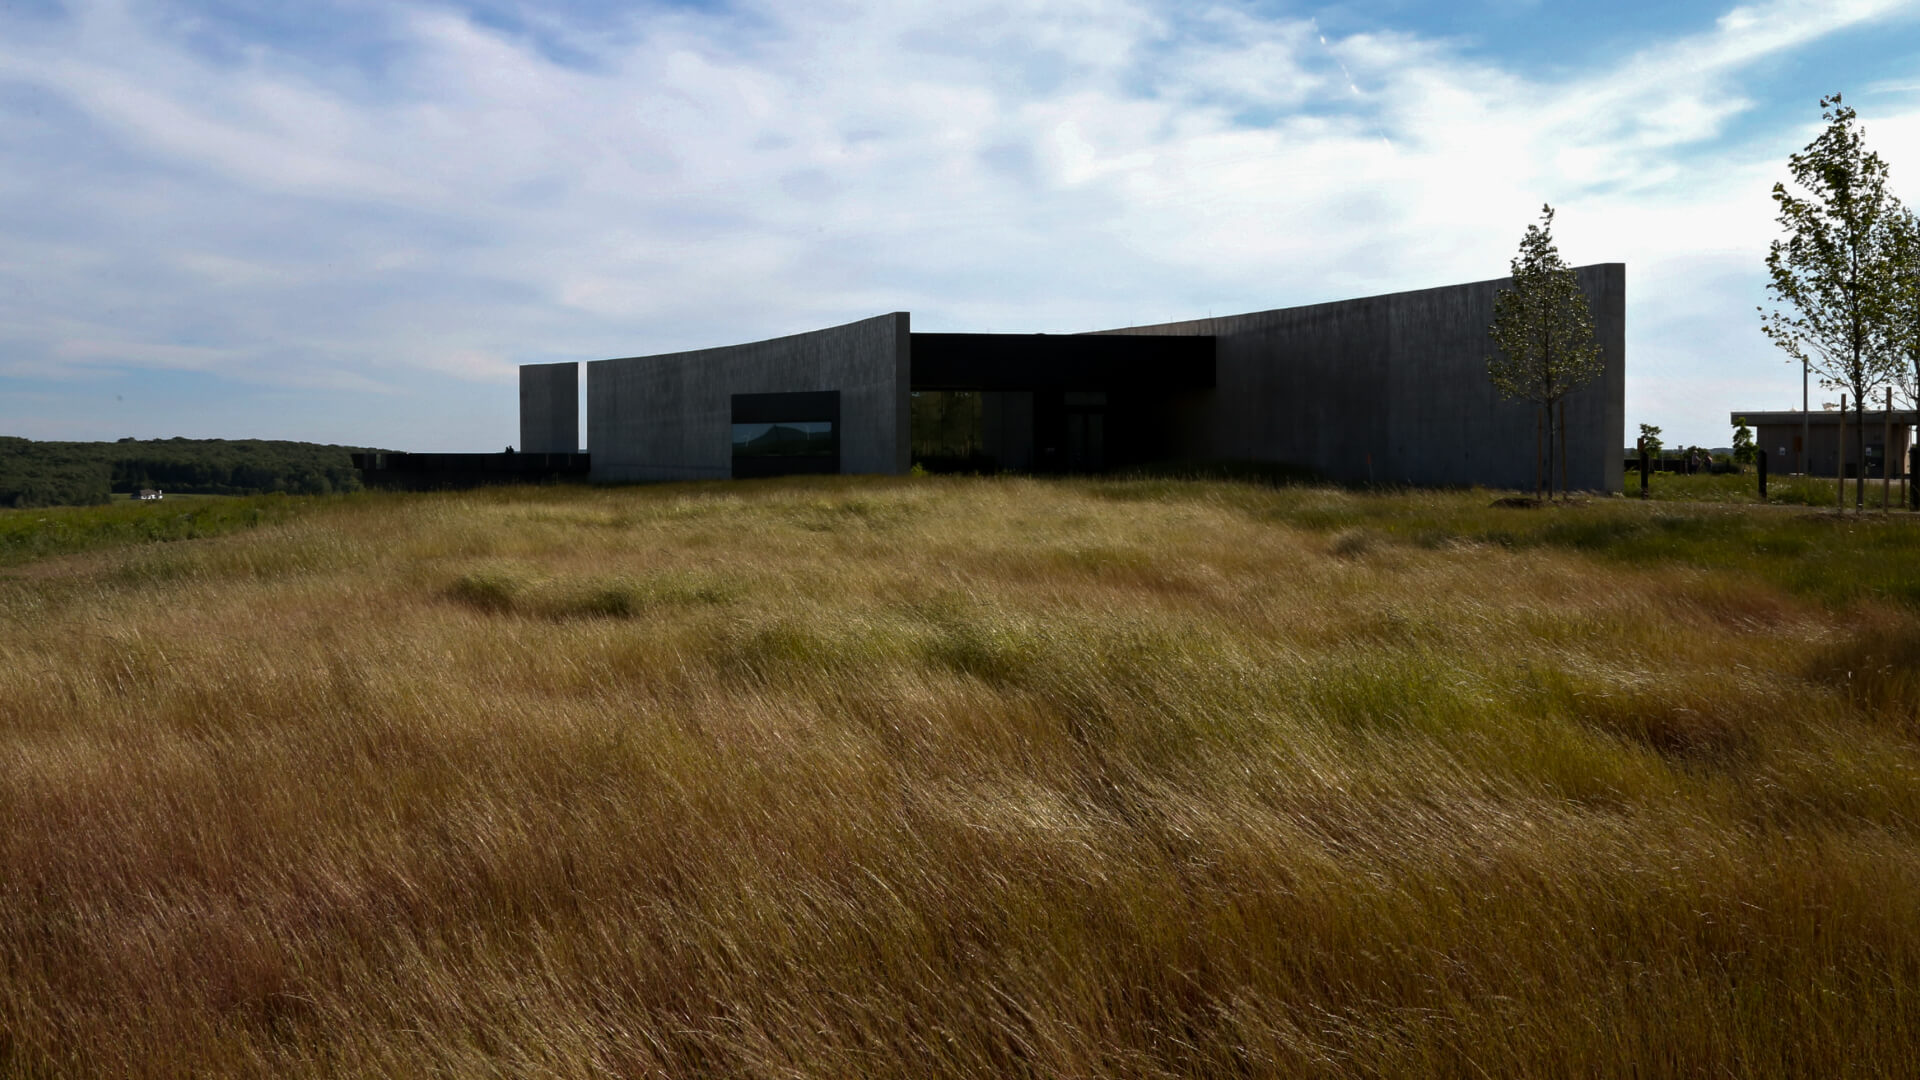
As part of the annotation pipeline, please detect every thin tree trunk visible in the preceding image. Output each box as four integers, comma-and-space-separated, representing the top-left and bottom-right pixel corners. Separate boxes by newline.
1545, 402, 1557, 502
1857, 396, 1867, 509
1544, 408, 1552, 501
1560, 399, 1568, 496
1885, 387, 1893, 512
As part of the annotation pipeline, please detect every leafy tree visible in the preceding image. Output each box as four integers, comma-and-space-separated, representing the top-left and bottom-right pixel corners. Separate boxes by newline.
1890, 205, 1920, 409
1760, 93, 1901, 509
1638, 423, 1663, 462
1487, 204, 1605, 499
1732, 417, 1756, 465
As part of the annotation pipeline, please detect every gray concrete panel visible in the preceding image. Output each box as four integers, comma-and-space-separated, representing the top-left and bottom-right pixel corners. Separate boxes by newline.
1095, 264, 1625, 491
586, 313, 910, 483
519, 362, 579, 453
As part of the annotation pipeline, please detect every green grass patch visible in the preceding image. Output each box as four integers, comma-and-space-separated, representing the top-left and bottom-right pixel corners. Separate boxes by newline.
0, 493, 309, 567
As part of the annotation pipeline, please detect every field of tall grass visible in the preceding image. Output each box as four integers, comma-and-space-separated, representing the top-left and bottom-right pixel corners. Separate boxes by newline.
3, 476, 1919, 1077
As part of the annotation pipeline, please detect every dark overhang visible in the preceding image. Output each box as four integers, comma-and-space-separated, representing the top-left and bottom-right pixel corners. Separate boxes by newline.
910, 332, 1215, 392
350, 451, 590, 491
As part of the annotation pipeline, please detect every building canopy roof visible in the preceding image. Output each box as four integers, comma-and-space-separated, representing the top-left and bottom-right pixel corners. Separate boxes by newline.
1732, 410, 1920, 426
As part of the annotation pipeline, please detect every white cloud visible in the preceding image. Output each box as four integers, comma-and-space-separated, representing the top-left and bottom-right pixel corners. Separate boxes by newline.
0, 0, 1917, 447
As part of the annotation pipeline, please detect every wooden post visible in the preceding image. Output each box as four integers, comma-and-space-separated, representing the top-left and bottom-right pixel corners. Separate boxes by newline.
1759, 449, 1768, 501
1884, 387, 1893, 512
1839, 394, 1847, 511
1638, 437, 1649, 499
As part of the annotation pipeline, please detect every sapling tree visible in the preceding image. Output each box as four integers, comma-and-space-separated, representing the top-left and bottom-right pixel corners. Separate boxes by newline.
1760, 94, 1901, 509
1638, 423, 1663, 462
1487, 204, 1605, 500
1889, 205, 1920, 409
1732, 417, 1756, 465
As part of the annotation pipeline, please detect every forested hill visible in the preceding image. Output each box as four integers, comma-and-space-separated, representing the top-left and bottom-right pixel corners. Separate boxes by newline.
0, 436, 380, 507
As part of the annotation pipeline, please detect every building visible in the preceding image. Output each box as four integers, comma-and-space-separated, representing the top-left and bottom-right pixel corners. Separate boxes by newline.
1735, 410, 1917, 478
520, 264, 1626, 491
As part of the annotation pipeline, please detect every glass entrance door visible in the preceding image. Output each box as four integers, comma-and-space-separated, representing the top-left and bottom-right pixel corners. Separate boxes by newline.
1065, 392, 1106, 472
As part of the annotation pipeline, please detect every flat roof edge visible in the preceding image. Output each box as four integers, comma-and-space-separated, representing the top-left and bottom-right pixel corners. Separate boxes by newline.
1735, 410, 1920, 424
1089, 263, 1624, 335
579, 311, 910, 367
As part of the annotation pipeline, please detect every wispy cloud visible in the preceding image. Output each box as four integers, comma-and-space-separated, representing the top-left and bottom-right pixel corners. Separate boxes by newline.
1, 0, 1916, 446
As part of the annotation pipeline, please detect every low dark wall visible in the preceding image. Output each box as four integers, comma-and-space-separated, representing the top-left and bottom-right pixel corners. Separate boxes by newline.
353, 452, 590, 491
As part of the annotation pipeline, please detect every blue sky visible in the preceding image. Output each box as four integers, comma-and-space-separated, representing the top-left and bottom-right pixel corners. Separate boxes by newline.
3, 0, 1918, 451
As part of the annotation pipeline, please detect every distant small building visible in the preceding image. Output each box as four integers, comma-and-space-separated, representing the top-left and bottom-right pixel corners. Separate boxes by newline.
135, 489, 164, 501
1734, 410, 1917, 477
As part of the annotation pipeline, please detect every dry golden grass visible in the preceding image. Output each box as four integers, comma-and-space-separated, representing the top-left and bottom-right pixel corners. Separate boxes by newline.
3, 476, 1919, 1077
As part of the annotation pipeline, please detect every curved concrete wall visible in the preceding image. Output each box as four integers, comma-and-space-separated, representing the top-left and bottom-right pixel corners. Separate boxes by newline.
1096, 264, 1625, 492
587, 313, 911, 483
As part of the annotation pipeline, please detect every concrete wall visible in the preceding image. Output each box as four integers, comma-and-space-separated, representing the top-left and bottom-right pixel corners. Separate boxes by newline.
1095, 264, 1626, 491
587, 313, 911, 483
519, 362, 579, 453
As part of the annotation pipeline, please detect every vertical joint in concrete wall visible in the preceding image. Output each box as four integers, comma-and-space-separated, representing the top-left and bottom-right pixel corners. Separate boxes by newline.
894, 312, 913, 475
520, 362, 580, 454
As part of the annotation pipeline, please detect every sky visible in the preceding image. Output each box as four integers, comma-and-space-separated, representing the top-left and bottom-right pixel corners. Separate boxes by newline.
3, 0, 1919, 452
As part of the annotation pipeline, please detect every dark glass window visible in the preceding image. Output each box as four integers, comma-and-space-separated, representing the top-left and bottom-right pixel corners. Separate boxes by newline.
730, 390, 840, 478
731, 420, 837, 457
910, 390, 985, 468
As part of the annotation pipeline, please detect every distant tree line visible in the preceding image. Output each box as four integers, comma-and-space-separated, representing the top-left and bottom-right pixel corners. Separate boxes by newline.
0, 436, 376, 508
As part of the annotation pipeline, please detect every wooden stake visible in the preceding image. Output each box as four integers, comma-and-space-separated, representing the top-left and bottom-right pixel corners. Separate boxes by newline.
1884, 387, 1893, 512
1839, 394, 1847, 511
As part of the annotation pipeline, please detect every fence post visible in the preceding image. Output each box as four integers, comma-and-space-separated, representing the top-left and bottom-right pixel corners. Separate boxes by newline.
1638, 437, 1649, 499
1758, 449, 1767, 502
1912, 445, 1919, 511
1839, 394, 1847, 511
